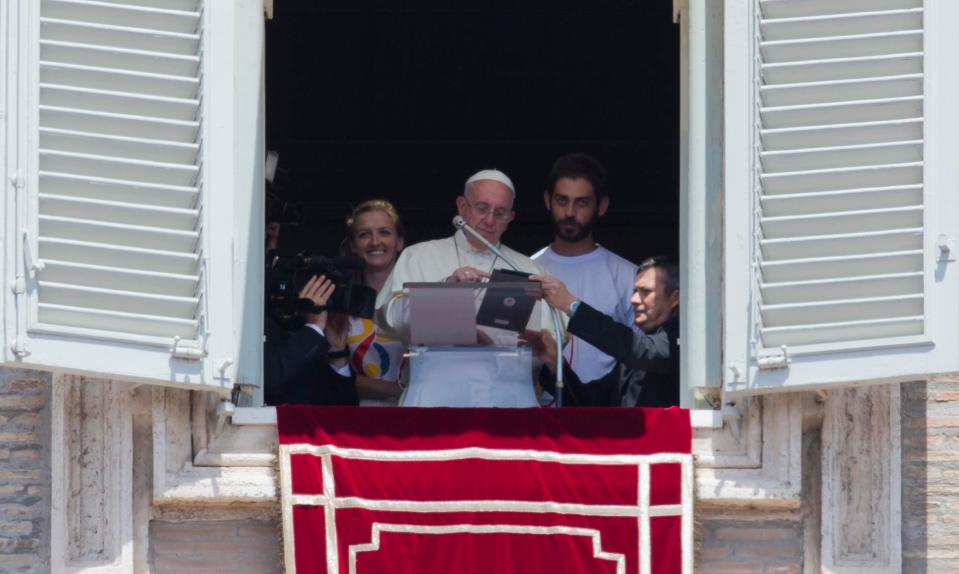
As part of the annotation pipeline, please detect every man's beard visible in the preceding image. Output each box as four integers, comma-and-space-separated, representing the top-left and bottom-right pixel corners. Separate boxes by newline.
553, 214, 598, 243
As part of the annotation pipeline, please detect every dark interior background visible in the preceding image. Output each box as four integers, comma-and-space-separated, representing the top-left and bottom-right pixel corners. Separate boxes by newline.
265, 1, 679, 264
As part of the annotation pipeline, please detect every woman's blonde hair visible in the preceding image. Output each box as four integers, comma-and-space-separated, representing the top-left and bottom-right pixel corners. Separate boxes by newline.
345, 199, 404, 239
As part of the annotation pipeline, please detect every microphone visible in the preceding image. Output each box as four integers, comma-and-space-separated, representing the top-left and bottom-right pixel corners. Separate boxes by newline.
452, 216, 522, 271
450, 215, 567, 407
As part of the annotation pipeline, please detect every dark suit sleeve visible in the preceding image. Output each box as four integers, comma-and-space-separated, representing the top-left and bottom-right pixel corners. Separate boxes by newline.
567, 303, 674, 373
264, 318, 331, 405
539, 360, 621, 407
324, 366, 360, 406
264, 320, 360, 406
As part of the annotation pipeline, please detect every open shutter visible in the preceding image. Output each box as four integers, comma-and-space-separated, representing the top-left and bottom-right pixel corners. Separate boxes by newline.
724, 0, 959, 394
2, 0, 259, 391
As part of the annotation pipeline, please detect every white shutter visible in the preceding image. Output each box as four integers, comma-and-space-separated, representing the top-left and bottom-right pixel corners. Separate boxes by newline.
724, 0, 959, 394
1, 0, 260, 391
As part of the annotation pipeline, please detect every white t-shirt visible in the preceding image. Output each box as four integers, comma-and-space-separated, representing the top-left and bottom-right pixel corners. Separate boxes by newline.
531, 245, 638, 382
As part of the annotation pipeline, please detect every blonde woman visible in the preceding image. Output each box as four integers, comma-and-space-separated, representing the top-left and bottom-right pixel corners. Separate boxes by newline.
327, 200, 406, 405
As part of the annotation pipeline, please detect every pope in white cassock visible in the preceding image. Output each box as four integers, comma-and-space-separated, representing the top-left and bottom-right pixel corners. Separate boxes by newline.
374, 169, 559, 407
375, 168, 554, 338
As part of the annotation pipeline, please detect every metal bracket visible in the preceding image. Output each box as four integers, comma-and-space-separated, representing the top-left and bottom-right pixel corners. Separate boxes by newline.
937, 234, 955, 262
727, 363, 744, 383
9, 170, 24, 190
9, 337, 29, 358
756, 344, 789, 370
169, 336, 206, 360
211, 356, 234, 388
22, 230, 44, 276
10, 173, 29, 360
233, 382, 261, 406
693, 386, 722, 409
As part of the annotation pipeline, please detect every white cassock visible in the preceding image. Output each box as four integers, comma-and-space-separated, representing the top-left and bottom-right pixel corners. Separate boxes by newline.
375, 229, 555, 338
374, 230, 562, 407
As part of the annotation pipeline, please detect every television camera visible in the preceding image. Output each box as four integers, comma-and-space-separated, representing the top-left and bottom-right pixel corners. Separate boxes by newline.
267, 253, 377, 323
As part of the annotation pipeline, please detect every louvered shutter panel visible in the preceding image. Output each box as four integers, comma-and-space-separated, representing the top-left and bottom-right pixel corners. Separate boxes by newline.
2, 0, 256, 390
37, 0, 203, 341
724, 0, 959, 394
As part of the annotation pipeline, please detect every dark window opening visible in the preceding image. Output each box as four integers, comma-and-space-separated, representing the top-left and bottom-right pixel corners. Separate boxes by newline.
265, 1, 678, 260
263, 1, 680, 407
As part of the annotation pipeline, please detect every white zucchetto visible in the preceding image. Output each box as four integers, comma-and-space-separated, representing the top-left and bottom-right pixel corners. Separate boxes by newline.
464, 169, 515, 196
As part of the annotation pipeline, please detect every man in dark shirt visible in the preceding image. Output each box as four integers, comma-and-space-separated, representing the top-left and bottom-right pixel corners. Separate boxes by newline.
532, 256, 680, 407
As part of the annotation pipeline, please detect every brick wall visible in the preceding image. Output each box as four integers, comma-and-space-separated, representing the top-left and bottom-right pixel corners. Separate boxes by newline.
696, 509, 803, 574
150, 520, 283, 574
902, 378, 959, 574
0, 371, 50, 574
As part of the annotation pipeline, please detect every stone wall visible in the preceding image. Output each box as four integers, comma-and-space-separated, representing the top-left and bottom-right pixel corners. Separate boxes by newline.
902, 378, 959, 574
696, 509, 804, 573
0, 371, 50, 574
150, 520, 283, 574
0, 370, 948, 573
149, 512, 807, 573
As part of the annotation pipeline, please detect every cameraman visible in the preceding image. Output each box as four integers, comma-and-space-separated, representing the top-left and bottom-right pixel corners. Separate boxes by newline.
264, 275, 359, 406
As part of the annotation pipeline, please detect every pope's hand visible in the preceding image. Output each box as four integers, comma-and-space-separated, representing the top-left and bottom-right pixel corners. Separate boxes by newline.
447, 266, 490, 283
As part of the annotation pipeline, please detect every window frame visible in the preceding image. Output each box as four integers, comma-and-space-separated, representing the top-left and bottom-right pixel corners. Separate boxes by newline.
678, 0, 724, 408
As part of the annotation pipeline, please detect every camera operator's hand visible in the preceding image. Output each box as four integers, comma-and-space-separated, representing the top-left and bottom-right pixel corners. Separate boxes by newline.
299, 275, 335, 329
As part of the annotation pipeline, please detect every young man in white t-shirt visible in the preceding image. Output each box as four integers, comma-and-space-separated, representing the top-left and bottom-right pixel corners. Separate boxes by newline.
531, 153, 639, 391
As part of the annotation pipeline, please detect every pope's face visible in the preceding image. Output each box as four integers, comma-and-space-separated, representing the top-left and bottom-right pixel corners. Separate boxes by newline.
456, 180, 515, 247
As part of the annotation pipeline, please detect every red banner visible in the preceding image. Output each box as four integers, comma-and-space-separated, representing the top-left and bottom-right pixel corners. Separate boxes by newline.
278, 407, 693, 574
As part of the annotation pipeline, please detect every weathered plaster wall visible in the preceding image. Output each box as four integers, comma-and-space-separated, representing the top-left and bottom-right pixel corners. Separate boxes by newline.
150, 520, 282, 574
902, 378, 959, 574
0, 370, 50, 574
